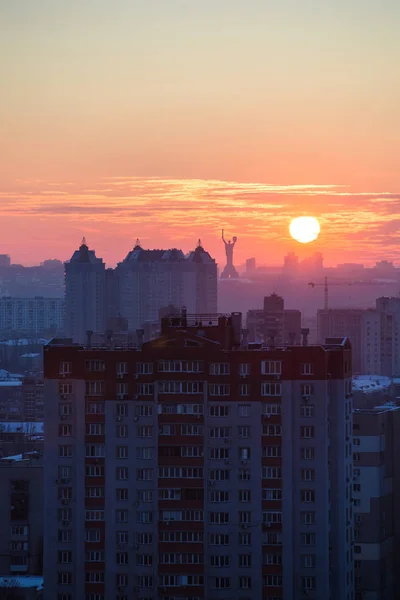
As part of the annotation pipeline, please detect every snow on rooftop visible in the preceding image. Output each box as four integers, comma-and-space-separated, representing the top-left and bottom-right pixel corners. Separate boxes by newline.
0, 422, 43, 433
352, 375, 391, 394
0, 454, 23, 462
0, 575, 43, 590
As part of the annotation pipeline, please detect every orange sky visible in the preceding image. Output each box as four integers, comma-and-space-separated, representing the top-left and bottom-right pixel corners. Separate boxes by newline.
1, 1, 399, 266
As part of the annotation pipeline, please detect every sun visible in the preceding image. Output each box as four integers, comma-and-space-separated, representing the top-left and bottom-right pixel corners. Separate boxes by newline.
289, 216, 320, 244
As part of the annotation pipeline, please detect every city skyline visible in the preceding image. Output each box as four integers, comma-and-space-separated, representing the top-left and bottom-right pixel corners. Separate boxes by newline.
1, 1, 400, 266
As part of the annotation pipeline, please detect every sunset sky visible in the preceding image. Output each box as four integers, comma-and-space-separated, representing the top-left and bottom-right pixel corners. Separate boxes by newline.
1, 0, 400, 267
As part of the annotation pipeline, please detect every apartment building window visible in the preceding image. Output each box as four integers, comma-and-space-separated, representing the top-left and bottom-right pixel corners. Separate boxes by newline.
85, 444, 105, 458
59, 383, 73, 395
212, 577, 231, 589
300, 404, 315, 417
261, 382, 282, 396
301, 576, 316, 590
85, 511, 104, 521
300, 511, 316, 525
136, 469, 153, 481
137, 384, 154, 395
116, 510, 128, 523
353, 483, 361, 492
58, 445, 72, 458
238, 425, 251, 438
209, 405, 229, 417
301, 363, 314, 375
86, 360, 105, 372
59, 362, 72, 375
58, 530, 72, 543
353, 438, 360, 446
210, 447, 229, 460
116, 382, 128, 397
137, 487, 154, 501
354, 499, 361, 507
58, 487, 73, 500
137, 426, 153, 438
116, 552, 129, 565
85, 529, 100, 542
58, 551, 72, 564
116, 488, 128, 501
58, 508, 72, 522
59, 404, 72, 417
263, 424, 282, 436
353, 452, 361, 462
209, 384, 230, 396
86, 572, 104, 583
137, 532, 153, 544
117, 424, 128, 438
239, 532, 252, 545
239, 576, 252, 589
159, 575, 202, 587
301, 469, 315, 482
85, 381, 104, 396
85, 487, 104, 498
300, 532, 316, 546
116, 467, 128, 480
11, 526, 28, 536
301, 490, 315, 503
263, 489, 282, 501
239, 363, 251, 376
263, 554, 282, 565
209, 512, 230, 524
239, 511, 251, 525
137, 362, 153, 374
58, 591, 72, 598
116, 531, 128, 545
264, 532, 282, 546
239, 490, 251, 503
181, 446, 203, 458
116, 362, 128, 376
136, 404, 154, 416
86, 423, 104, 436
210, 555, 230, 567
301, 447, 315, 460
210, 533, 229, 545
159, 489, 181, 500
116, 403, 127, 417
210, 363, 230, 375
86, 402, 105, 414
301, 554, 316, 568
300, 426, 315, 439
210, 490, 230, 503
239, 468, 251, 481
209, 469, 229, 481
159, 381, 204, 394
86, 551, 105, 562
239, 384, 250, 396
301, 384, 314, 397
238, 406, 250, 419
263, 446, 281, 458
210, 426, 231, 438
116, 446, 128, 459
161, 510, 203, 522
262, 361, 282, 375
159, 425, 176, 436
158, 360, 204, 373
239, 447, 251, 461
263, 511, 282, 524
137, 554, 153, 566
58, 572, 72, 585
60, 424, 72, 437
136, 447, 153, 460
264, 575, 282, 587
181, 424, 203, 435
263, 403, 281, 415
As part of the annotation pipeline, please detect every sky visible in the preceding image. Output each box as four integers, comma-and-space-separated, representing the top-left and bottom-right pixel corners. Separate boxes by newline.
1, 0, 400, 267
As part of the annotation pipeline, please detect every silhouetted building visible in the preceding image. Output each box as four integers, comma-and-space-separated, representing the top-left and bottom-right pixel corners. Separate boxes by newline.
362, 298, 400, 377
283, 252, 299, 277
64, 239, 106, 344
43, 320, 353, 600
246, 257, 256, 274
0, 255, 11, 269
0, 297, 64, 335
247, 293, 302, 345
317, 309, 364, 373
116, 240, 217, 331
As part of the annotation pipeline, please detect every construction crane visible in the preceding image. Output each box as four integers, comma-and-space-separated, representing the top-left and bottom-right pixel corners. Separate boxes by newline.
308, 276, 398, 310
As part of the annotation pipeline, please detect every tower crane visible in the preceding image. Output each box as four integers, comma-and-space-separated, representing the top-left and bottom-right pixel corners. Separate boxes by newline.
308, 276, 398, 310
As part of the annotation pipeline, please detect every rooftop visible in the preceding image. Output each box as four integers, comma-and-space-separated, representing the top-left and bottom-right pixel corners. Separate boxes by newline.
0, 576, 43, 590
352, 375, 392, 394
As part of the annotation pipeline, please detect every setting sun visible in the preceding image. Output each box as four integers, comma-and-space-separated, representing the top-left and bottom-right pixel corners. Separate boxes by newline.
289, 216, 320, 244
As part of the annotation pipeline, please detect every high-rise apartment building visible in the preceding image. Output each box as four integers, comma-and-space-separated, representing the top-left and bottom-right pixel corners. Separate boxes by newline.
362, 298, 400, 377
64, 239, 106, 344
247, 294, 302, 345
317, 309, 364, 373
352, 404, 400, 600
116, 241, 217, 331
0, 296, 64, 335
43, 313, 353, 600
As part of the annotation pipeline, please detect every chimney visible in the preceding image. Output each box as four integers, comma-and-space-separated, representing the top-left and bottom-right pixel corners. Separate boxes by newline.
289, 332, 296, 345
136, 329, 144, 350
86, 330, 93, 348
301, 328, 310, 347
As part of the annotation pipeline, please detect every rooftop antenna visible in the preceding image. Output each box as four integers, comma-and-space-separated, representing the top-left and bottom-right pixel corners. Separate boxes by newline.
135, 238, 141, 247
81, 237, 87, 246
197, 239, 202, 247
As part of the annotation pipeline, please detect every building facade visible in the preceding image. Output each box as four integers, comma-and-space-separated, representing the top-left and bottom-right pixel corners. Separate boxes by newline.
247, 294, 302, 345
317, 308, 364, 374
361, 298, 400, 377
0, 297, 64, 335
352, 405, 400, 600
64, 239, 106, 344
116, 242, 217, 331
43, 314, 353, 600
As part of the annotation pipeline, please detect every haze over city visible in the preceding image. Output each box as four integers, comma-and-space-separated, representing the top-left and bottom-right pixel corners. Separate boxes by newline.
1, 0, 400, 266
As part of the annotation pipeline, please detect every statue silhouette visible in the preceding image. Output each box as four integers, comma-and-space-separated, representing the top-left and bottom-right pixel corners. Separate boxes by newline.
221, 229, 239, 279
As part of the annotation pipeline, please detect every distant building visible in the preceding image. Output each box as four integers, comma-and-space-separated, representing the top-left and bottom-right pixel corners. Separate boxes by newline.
0, 453, 43, 579
64, 239, 106, 344
283, 251, 299, 277
0, 255, 11, 269
353, 404, 400, 600
116, 241, 217, 331
362, 297, 400, 377
0, 297, 64, 335
245, 257, 256, 274
247, 293, 302, 345
317, 309, 364, 373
